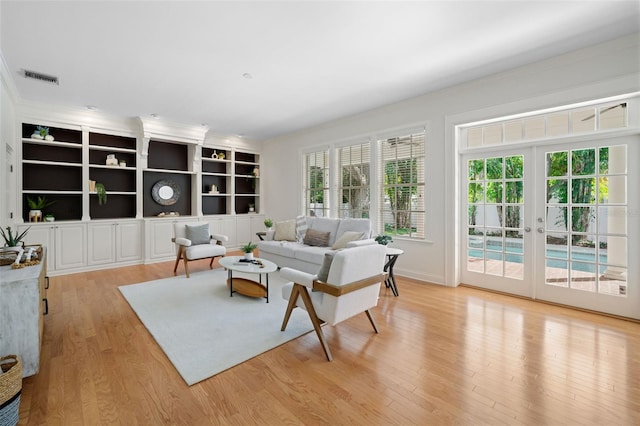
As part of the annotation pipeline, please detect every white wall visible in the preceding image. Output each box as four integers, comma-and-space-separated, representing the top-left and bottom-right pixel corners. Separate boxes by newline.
1, 54, 18, 230
261, 34, 640, 285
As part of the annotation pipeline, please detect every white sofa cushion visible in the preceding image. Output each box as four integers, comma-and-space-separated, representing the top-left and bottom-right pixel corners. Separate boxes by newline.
335, 218, 372, 240
332, 231, 364, 249
308, 217, 341, 246
257, 240, 298, 257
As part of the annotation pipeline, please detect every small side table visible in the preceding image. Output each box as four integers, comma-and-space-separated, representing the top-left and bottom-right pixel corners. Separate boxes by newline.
384, 247, 403, 297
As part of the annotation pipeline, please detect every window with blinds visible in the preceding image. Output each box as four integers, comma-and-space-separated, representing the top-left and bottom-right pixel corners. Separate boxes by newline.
303, 149, 329, 217
379, 130, 425, 239
338, 142, 370, 218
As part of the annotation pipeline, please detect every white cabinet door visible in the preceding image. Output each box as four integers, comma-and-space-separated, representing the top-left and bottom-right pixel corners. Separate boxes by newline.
219, 216, 238, 247
236, 216, 252, 245
88, 222, 116, 265
88, 220, 142, 265
250, 214, 266, 243
145, 218, 191, 261
54, 223, 86, 270
116, 221, 142, 262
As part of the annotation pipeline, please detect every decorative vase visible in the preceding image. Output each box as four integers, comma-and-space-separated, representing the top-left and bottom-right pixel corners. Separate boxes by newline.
31, 133, 43, 140
211, 150, 218, 159
45, 135, 54, 141
244, 252, 254, 261
29, 209, 42, 222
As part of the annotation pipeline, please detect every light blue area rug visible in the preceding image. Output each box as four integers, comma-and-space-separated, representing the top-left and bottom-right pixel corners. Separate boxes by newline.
119, 269, 312, 385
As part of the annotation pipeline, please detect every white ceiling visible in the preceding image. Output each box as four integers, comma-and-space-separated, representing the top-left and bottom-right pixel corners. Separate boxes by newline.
2, 1, 639, 141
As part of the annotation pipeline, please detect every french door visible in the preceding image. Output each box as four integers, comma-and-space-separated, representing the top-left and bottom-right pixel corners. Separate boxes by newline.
461, 147, 534, 297
461, 136, 639, 319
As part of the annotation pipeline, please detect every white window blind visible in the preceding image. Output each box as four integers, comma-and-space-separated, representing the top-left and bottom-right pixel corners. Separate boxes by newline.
303, 149, 329, 217
379, 130, 425, 239
338, 142, 371, 219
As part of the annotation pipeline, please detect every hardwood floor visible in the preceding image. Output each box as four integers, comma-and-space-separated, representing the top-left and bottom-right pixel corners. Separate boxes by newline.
18, 258, 640, 425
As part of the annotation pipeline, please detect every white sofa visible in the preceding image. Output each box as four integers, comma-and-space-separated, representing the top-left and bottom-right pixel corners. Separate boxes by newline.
257, 216, 375, 273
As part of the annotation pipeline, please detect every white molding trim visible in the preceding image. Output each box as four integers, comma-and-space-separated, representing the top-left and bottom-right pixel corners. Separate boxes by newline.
0, 52, 20, 103
138, 116, 208, 145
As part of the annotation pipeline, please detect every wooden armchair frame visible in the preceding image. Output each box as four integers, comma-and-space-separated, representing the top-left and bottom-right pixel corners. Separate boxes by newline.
281, 273, 387, 361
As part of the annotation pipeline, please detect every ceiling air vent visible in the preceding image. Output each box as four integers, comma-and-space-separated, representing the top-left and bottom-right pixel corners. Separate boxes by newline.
21, 69, 59, 85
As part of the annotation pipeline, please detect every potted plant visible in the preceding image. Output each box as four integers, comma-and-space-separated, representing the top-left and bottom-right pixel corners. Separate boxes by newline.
27, 196, 56, 222
248, 203, 255, 213
240, 241, 258, 260
95, 183, 107, 205
375, 234, 393, 246
31, 125, 48, 140
1, 226, 30, 250
44, 214, 55, 222
264, 218, 273, 230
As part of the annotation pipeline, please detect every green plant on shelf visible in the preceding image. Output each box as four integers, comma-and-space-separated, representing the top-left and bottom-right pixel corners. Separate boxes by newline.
95, 183, 108, 205
27, 196, 55, 211
37, 126, 49, 138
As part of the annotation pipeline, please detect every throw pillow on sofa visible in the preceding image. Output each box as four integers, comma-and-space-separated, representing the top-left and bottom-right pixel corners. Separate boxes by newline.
332, 231, 364, 249
303, 228, 331, 247
274, 219, 297, 241
296, 215, 308, 243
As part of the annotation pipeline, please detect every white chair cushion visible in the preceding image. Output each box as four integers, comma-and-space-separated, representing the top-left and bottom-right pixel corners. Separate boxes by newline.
185, 243, 225, 260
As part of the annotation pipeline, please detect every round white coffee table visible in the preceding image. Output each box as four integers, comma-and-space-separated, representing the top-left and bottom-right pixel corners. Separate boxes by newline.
219, 256, 278, 302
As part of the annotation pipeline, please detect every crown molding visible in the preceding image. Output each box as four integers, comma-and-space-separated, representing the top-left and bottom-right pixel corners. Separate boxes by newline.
0, 51, 20, 103
138, 116, 208, 145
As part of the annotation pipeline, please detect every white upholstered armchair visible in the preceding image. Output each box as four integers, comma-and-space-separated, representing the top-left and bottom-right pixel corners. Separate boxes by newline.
172, 222, 228, 278
280, 244, 387, 361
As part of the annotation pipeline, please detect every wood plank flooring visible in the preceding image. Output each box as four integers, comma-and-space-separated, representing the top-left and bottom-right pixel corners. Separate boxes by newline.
17, 257, 640, 425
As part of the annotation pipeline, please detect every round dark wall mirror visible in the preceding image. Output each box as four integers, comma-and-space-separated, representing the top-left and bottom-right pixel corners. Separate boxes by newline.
151, 180, 180, 206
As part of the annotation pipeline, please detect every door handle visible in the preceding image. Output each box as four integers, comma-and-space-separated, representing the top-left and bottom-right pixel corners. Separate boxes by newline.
524, 227, 531, 232
537, 227, 545, 233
